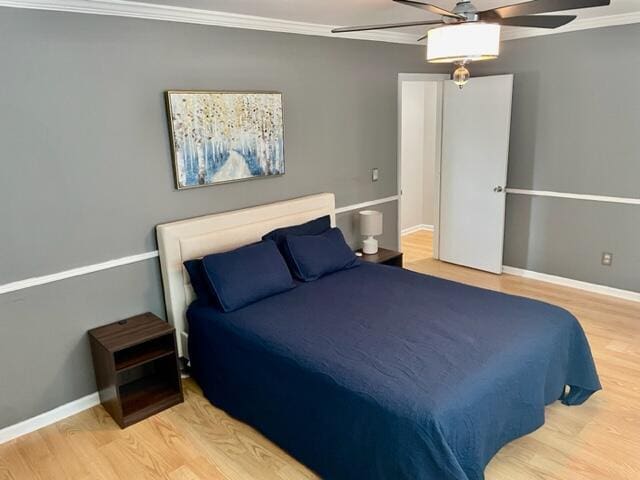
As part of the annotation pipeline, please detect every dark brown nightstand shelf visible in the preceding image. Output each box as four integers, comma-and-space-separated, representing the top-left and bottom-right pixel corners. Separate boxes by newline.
114, 335, 176, 372
357, 247, 403, 267
119, 373, 182, 420
88, 312, 184, 428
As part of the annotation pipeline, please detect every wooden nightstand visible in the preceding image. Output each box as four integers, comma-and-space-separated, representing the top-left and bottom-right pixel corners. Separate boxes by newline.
357, 247, 403, 267
88, 312, 184, 428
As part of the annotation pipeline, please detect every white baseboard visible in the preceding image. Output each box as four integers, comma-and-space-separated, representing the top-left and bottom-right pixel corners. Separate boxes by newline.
502, 266, 640, 303
402, 224, 434, 235
0, 392, 100, 445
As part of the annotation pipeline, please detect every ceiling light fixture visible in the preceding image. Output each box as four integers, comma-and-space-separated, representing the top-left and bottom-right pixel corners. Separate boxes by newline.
332, 1, 611, 90
426, 23, 501, 63
426, 23, 500, 88
452, 63, 470, 88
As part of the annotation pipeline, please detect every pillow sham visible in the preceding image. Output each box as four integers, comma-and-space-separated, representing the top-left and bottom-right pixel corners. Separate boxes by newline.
285, 227, 358, 282
201, 240, 295, 312
262, 215, 331, 270
183, 259, 219, 306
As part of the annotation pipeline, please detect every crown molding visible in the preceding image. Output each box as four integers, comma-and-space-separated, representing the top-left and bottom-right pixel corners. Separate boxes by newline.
502, 11, 640, 41
0, 0, 419, 44
1, 1, 638, 45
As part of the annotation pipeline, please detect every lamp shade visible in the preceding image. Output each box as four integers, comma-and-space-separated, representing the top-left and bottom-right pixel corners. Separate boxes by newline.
427, 23, 501, 63
360, 210, 383, 237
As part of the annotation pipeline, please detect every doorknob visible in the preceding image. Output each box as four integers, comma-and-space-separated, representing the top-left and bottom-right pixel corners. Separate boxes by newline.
493, 186, 504, 193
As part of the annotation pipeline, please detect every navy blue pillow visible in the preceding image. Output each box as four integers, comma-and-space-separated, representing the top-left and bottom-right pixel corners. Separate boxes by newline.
183, 259, 219, 307
201, 240, 295, 312
285, 227, 358, 281
262, 215, 331, 271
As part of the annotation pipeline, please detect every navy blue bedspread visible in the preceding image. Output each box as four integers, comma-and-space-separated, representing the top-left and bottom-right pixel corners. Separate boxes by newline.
188, 262, 600, 480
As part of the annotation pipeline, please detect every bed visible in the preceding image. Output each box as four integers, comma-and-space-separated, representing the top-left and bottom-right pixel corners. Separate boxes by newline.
157, 193, 600, 480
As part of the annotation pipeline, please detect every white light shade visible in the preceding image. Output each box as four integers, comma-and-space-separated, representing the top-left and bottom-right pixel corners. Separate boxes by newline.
360, 210, 383, 237
427, 23, 501, 63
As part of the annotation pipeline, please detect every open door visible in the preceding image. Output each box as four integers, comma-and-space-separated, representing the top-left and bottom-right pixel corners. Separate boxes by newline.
439, 74, 513, 274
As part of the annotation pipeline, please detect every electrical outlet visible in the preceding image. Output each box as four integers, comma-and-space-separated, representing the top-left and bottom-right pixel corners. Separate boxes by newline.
601, 252, 613, 266
372, 168, 379, 182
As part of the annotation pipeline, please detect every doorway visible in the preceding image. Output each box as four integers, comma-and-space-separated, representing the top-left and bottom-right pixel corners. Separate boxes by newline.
398, 73, 447, 266
398, 73, 513, 273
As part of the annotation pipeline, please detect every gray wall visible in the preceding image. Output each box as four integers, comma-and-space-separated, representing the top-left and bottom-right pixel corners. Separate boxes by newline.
0, 8, 437, 428
476, 24, 640, 292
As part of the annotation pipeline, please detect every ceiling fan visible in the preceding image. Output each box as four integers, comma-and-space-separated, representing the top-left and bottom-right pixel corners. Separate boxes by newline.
332, 0, 611, 87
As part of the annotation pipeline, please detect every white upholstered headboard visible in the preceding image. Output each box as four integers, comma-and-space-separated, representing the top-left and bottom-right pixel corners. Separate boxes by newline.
156, 193, 336, 358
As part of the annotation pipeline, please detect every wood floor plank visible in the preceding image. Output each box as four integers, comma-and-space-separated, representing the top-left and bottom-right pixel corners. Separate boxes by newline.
0, 441, 32, 480
13, 431, 62, 480
401, 229, 433, 264
1, 231, 638, 478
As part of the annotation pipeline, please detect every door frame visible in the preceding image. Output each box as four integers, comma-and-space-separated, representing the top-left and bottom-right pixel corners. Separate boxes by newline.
397, 73, 449, 259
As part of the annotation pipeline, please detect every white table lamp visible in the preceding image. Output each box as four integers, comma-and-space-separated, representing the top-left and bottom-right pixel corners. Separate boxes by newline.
360, 210, 383, 254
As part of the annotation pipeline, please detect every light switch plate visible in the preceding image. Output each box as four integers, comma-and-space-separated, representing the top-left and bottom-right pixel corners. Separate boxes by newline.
372, 168, 379, 182
601, 252, 613, 266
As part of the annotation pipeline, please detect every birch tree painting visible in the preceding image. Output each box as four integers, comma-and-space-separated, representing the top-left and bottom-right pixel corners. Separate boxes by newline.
167, 92, 284, 189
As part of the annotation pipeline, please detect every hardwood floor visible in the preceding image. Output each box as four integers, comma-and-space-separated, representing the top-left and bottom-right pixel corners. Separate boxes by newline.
2, 234, 639, 479
0, 380, 317, 480
401, 229, 433, 263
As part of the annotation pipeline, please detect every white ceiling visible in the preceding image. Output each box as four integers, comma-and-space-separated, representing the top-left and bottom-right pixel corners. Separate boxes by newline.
145, 0, 638, 35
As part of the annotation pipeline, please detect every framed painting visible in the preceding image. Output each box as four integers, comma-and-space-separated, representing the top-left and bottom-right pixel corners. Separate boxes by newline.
166, 91, 285, 189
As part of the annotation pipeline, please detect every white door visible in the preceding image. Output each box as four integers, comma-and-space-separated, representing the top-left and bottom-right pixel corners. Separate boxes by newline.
439, 75, 513, 274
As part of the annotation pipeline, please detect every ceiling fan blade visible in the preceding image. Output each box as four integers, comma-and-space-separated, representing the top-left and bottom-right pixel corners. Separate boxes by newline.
497, 14, 577, 28
332, 20, 443, 33
480, 0, 610, 19
393, 0, 465, 19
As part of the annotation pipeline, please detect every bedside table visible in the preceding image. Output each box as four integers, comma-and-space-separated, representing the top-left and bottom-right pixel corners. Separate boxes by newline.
88, 312, 184, 428
357, 247, 403, 268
